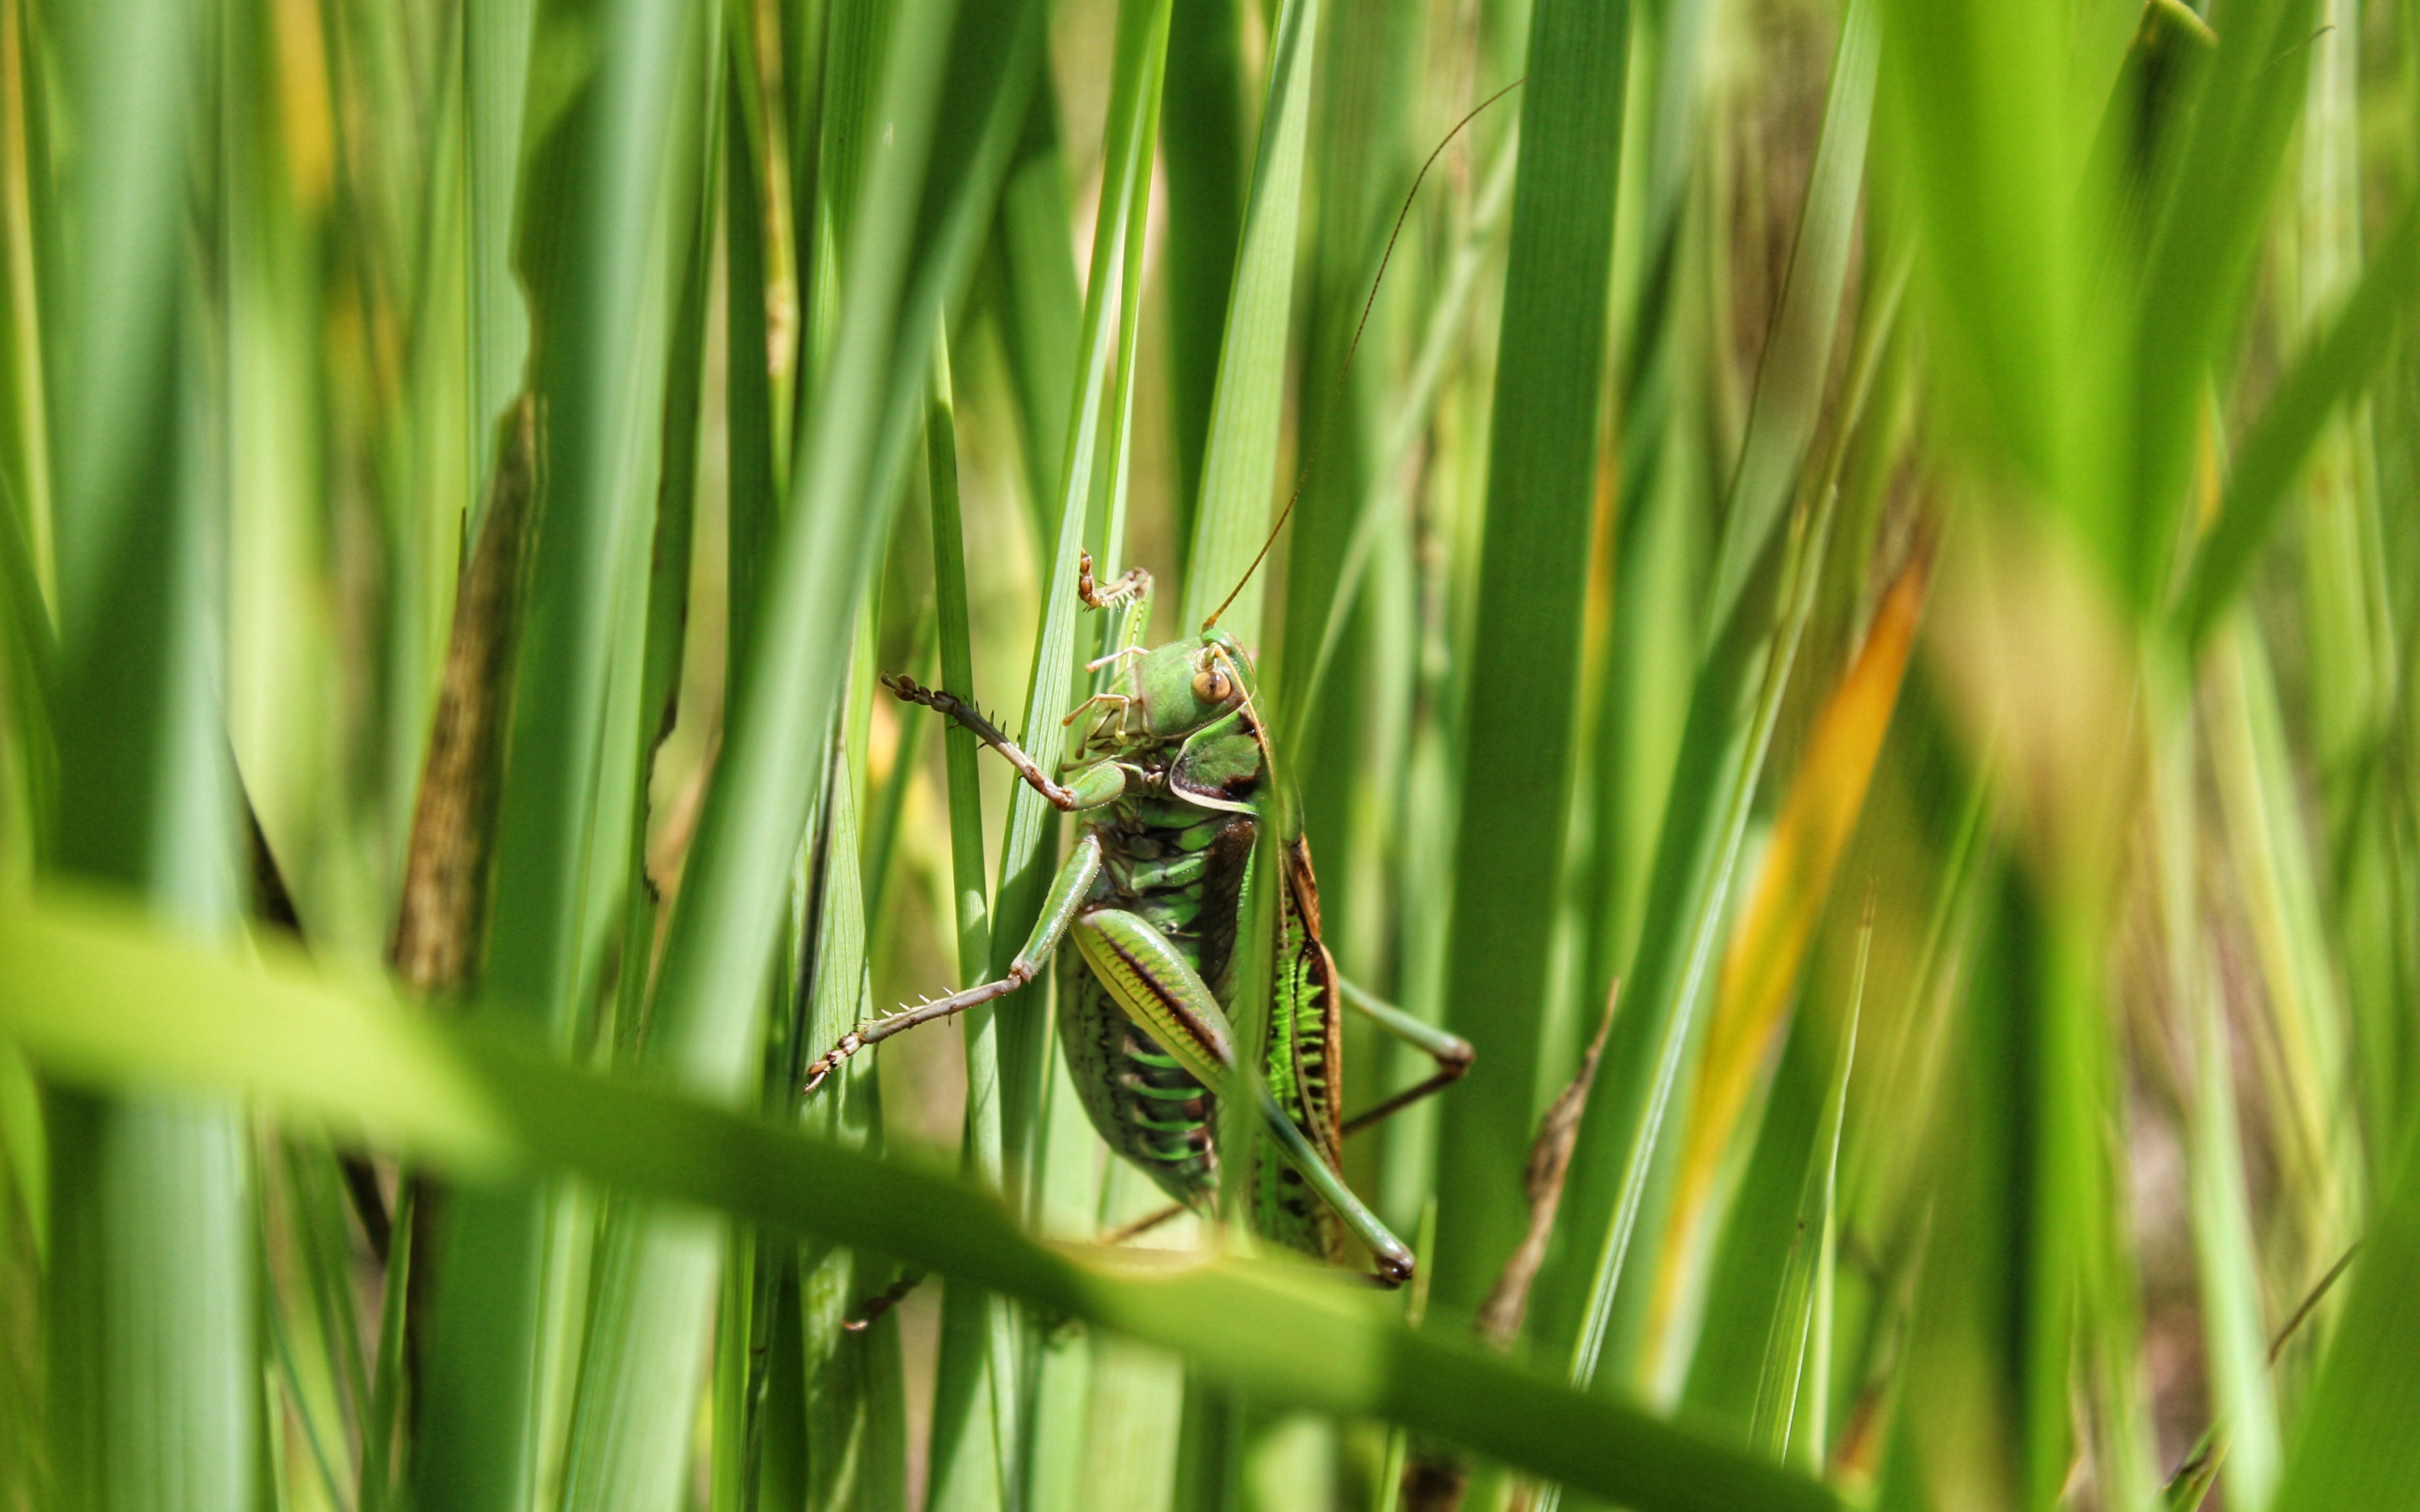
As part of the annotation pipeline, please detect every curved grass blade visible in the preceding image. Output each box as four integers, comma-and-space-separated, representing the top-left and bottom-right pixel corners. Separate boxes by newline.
0, 890, 1844, 1512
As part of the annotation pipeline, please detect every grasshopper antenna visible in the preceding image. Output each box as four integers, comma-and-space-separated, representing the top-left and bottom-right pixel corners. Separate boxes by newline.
1202, 76, 1527, 632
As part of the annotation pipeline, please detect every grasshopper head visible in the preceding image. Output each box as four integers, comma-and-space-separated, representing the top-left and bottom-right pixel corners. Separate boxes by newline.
1132, 627, 1258, 741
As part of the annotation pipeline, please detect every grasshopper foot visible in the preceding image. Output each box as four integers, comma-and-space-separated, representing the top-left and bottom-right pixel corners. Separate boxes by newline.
802, 1031, 863, 1095
1076, 551, 1150, 610
842, 1269, 929, 1331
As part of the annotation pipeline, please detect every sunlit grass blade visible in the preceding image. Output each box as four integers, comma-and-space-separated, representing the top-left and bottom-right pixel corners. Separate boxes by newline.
0, 890, 1843, 1512
1426, 0, 1632, 1317
1177, 0, 1321, 636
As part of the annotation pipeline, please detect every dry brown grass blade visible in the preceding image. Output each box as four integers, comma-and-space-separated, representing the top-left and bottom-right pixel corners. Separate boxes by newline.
390, 396, 544, 998
1645, 549, 1927, 1357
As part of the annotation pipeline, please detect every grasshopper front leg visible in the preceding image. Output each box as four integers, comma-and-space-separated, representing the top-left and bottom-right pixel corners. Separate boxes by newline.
881, 675, 1132, 811
804, 833, 1103, 1090
1071, 908, 1418, 1284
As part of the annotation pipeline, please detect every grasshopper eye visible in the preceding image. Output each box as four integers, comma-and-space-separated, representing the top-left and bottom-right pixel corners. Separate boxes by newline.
1192, 660, 1233, 706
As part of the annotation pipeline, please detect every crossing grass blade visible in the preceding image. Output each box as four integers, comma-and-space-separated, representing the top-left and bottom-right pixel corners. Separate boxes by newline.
0, 889, 1842, 1512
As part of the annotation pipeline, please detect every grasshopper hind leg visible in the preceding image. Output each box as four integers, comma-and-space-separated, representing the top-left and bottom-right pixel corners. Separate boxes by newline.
1336, 977, 1476, 1137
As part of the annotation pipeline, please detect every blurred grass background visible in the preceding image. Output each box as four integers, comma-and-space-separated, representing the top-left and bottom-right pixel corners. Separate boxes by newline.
0, 0, 2417, 1509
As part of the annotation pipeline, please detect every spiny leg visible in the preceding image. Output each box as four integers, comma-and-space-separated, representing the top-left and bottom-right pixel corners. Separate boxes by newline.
1071, 906, 1416, 1284
1336, 977, 1476, 1138
804, 834, 1103, 1091
881, 673, 1129, 811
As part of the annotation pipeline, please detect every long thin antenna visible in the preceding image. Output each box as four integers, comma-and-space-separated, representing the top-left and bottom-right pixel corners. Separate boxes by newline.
1203, 76, 1527, 632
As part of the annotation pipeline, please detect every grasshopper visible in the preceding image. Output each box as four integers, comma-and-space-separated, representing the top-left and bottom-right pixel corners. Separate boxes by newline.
804, 556, 1471, 1283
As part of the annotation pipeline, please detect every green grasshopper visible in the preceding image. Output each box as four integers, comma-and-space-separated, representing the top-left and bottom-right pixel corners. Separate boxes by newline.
803, 556, 1471, 1283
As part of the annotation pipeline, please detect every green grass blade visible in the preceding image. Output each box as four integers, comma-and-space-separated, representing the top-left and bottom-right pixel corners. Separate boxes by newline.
1177, 0, 1320, 637
2174, 199, 2420, 652
2124, 0, 2324, 607
415, 3, 710, 1505
1698, 0, 1878, 642
1426, 0, 1632, 1316
989, 85, 1082, 554
2203, 617, 2355, 1272
0, 890, 1845, 1512
2152, 662, 2279, 1511
796, 660, 908, 1512
466, 0, 536, 491
1746, 916, 1864, 1469
1160, 0, 1246, 562
919, 330, 1021, 1512
2270, 1125, 2420, 1511
39, 1, 253, 1507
